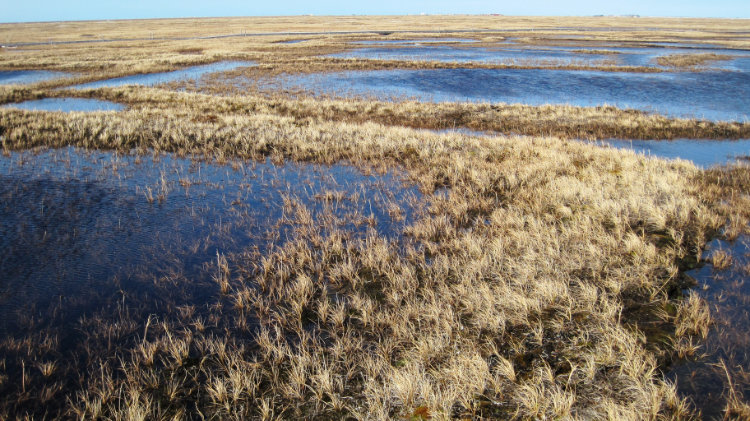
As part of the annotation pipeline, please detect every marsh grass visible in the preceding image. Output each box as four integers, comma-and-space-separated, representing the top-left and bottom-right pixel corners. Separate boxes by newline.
1, 90, 748, 417
1, 15, 750, 419
656, 53, 734, 68
36, 85, 750, 141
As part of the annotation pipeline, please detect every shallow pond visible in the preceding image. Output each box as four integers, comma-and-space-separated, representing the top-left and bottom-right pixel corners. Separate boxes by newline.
2, 98, 125, 112
0, 147, 421, 339
275, 68, 750, 121
332, 45, 615, 66
0, 70, 72, 85
332, 43, 750, 71
70, 61, 255, 89
599, 138, 750, 168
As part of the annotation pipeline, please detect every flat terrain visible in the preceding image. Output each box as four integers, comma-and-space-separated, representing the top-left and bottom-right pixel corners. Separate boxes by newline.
0, 15, 749, 420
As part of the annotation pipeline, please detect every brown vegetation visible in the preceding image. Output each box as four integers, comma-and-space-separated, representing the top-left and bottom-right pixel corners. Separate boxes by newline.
656, 53, 734, 68
1, 98, 732, 418
0, 15, 749, 420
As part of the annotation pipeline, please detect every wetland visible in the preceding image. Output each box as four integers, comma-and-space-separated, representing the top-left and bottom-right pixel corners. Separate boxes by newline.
0, 15, 749, 419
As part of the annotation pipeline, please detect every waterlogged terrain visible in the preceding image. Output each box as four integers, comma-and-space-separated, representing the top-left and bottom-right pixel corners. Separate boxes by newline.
2, 98, 125, 112
334, 42, 750, 71
433, 130, 749, 167
0, 147, 422, 414
276, 68, 750, 121
0, 70, 72, 85
333, 45, 617, 67
668, 235, 750, 419
600, 138, 750, 168
2, 17, 750, 419
70, 61, 255, 89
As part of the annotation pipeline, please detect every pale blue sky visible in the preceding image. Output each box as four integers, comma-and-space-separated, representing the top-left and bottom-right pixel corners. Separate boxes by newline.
2, 0, 749, 23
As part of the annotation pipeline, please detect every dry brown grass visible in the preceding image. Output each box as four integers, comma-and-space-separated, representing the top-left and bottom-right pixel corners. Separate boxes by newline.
2, 15, 749, 47
1, 15, 749, 420
1, 84, 744, 418
22, 85, 748, 140
1, 15, 749, 80
656, 53, 734, 68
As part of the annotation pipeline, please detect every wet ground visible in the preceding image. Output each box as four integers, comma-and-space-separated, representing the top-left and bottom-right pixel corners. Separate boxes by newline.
2, 98, 125, 112
333, 41, 750, 71
0, 70, 72, 85
433, 130, 749, 168
0, 146, 421, 339
667, 235, 750, 419
69, 61, 255, 89
599, 138, 750, 168
274, 68, 750, 121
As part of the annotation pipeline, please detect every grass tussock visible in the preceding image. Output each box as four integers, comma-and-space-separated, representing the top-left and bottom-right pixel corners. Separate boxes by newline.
656, 53, 734, 68
1, 86, 746, 417
2, 16, 750, 418
5, 85, 747, 141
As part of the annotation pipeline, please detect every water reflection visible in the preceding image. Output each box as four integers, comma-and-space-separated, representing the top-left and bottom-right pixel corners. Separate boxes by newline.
0, 147, 421, 338
70, 61, 255, 89
668, 235, 750, 419
275, 68, 750, 121
0, 70, 71, 85
600, 139, 750, 168
2, 98, 125, 112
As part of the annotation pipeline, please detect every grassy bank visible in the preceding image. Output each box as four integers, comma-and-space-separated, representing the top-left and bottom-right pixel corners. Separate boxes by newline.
1, 87, 748, 418
6, 86, 747, 141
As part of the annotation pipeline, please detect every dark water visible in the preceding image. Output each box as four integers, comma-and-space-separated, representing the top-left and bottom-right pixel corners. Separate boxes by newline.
599, 139, 750, 168
667, 235, 750, 419
2, 98, 125, 112
277, 68, 750, 121
0, 70, 71, 85
0, 147, 421, 339
70, 61, 255, 89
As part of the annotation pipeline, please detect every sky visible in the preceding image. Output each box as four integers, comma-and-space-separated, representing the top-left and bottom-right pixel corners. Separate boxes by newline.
2, 0, 749, 23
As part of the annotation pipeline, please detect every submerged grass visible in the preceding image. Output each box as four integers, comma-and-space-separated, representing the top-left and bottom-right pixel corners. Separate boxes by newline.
1, 86, 748, 417
1, 15, 750, 419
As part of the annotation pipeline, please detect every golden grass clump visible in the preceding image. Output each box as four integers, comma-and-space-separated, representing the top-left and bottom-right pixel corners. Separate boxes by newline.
656, 53, 734, 68
1, 15, 750, 419
1, 87, 745, 417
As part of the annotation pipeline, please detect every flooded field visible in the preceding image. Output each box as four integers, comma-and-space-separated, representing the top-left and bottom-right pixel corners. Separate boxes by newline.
275, 68, 750, 121
2, 98, 125, 112
0, 70, 72, 85
2, 15, 750, 419
70, 61, 254, 89
0, 147, 422, 415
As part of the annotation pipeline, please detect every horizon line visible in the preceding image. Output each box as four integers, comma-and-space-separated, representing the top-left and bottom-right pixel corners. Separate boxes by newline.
3, 13, 750, 25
